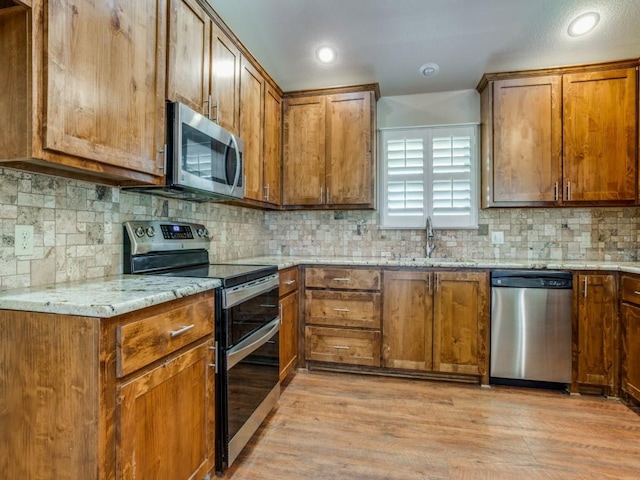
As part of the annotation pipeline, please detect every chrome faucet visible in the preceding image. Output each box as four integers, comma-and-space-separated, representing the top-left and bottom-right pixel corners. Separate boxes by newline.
425, 215, 436, 258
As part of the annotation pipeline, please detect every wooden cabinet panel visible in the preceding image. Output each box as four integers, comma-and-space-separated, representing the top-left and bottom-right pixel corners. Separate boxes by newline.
282, 95, 326, 205
263, 84, 283, 205
305, 290, 381, 329
620, 274, 640, 304
166, 0, 210, 115
563, 68, 637, 202
433, 271, 489, 378
382, 270, 433, 371
326, 92, 373, 205
305, 267, 381, 290
44, 0, 166, 176
621, 303, 640, 402
279, 290, 298, 381
305, 326, 380, 367
575, 274, 616, 390
116, 292, 214, 377
211, 21, 240, 134
239, 56, 265, 201
117, 340, 214, 480
279, 266, 299, 297
492, 76, 561, 204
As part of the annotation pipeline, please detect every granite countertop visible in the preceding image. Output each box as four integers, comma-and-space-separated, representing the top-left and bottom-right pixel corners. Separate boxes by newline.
226, 255, 640, 275
0, 275, 221, 318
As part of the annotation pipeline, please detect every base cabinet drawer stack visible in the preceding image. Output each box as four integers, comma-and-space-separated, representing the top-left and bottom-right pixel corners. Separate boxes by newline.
304, 267, 381, 367
620, 275, 640, 404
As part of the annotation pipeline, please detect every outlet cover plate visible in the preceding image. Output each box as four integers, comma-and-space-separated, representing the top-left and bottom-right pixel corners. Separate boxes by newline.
15, 225, 34, 256
491, 231, 504, 245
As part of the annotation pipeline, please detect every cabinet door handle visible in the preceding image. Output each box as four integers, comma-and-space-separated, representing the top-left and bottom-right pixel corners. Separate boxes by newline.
333, 308, 350, 312
264, 184, 270, 202
566, 181, 571, 200
284, 280, 296, 286
583, 276, 588, 298
633, 291, 640, 296
203, 95, 212, 119
333, 277, 350, 282
554, 182, 559, 201
212, 99, 219, 123
428, 273, 432, 294
169, 324, 195, 338
333, 345, 350, 350
327, 188, 330, 204
320, 188, 324, 203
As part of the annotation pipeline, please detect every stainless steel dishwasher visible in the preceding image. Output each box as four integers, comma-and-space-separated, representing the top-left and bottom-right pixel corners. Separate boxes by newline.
490, 270, 572, 384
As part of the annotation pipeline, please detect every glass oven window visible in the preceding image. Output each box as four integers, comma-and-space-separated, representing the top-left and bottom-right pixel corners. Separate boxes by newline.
182, 123, 230, 185
226, 286, 279, 348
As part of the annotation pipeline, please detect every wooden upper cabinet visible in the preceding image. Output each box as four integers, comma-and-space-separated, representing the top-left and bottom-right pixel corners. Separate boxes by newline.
382, 270, 433, 371
283, 85, 377, 209
0, 1, 166, 184
239, 56, 265, 201
326, 92, 373, 205
491, 76, 562, 205
575, 274, 616, 392
433, 271, 489, 382
283, 96, 326, 205
210, 21, 241, 135
166, 0, 211, 116
563, 68, 637, 203
479, 60, 639, 208
263, 85, 283, 206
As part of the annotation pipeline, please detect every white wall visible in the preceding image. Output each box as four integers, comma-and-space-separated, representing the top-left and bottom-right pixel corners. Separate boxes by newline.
377, 89, 480, 128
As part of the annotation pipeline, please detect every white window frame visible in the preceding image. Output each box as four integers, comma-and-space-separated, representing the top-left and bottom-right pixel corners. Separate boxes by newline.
378, 124, 479, 229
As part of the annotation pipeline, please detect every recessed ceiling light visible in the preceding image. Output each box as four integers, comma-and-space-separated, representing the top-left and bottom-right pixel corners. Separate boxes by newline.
567, 12, 600, 37
316, 46, 336, 63
419, 62, 440, 78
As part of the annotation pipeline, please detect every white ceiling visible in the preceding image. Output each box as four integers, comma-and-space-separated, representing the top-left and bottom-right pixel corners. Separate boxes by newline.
207, 0, 640, 97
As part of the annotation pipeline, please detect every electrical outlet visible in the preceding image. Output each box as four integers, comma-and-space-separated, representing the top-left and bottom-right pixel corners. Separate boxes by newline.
490, 231, 504, 245
15, 225, 34, 256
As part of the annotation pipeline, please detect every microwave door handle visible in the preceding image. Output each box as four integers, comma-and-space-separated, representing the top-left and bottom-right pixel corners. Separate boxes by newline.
229, 134, 242, 194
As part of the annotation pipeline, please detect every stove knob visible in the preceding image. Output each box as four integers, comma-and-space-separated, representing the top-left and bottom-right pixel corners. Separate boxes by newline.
146, 226, 156, 237
134, 227, 145, 238
202, 228, 209, 238
197, 228, 205, 237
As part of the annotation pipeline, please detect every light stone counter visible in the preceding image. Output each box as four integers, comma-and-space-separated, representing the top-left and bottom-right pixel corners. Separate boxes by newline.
226, 255, 640, 275
0, 275, 221, 318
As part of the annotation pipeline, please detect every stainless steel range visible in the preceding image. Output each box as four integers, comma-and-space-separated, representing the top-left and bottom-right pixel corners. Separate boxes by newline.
123, 220, 280, 473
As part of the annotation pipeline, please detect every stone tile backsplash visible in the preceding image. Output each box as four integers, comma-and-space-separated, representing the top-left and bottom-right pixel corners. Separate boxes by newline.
1, 167, 639, 291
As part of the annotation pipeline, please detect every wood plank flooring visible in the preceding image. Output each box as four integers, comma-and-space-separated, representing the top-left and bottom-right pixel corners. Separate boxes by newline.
221, 370, 640, 479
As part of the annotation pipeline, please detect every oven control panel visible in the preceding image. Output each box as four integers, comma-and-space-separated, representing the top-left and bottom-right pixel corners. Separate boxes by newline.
124, 221, 210, 255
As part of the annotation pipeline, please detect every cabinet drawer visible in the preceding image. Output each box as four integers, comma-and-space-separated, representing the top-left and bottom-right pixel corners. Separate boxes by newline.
305, 290, 381, 328
116, 292, 214, 377
305, 326, 380, 367
279, 267, 299, 297
621, 275, 640, 305
305, 267, 381, 290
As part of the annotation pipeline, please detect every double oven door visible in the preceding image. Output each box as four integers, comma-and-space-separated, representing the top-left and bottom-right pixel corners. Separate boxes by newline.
216, 274, 280, 472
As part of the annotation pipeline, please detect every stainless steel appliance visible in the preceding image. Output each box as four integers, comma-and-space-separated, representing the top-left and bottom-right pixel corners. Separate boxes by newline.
490, 270, 572, 384
125, 101, 244, 202
123, 221, 279, 473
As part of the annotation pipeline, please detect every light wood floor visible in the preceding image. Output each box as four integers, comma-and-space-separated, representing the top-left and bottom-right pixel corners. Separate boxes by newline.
221, 370, 640, 479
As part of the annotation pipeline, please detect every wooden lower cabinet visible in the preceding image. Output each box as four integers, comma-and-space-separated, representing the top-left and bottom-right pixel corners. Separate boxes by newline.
304, 266, 382, 368
117, 340, 215, 480
382, 270, 433, 370
620, 274, 640, 403
279, 267, 300, 382
574, 273, 616, 393
0, 291, 215, 480
381, 269, 490, 383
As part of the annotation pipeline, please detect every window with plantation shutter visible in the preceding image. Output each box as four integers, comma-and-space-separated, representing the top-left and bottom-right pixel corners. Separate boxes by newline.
380, 125, 478, 229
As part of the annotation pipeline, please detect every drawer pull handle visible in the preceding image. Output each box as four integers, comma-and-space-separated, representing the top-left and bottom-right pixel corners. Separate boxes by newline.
333, 308, 350, 313
169, 324, 195, 338
634, 291, 640, 296
333, 277, 351, 282
333, 345, 350, 350
284, 280, 297, 286
260, 304, 278, 308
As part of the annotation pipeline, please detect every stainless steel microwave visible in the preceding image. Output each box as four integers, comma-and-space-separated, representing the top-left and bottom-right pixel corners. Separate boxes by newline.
125, 101, 244, 202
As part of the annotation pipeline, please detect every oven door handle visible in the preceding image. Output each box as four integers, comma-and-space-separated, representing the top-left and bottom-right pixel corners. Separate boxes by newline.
224, 274, 279, 309
226, 317, 280, 370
